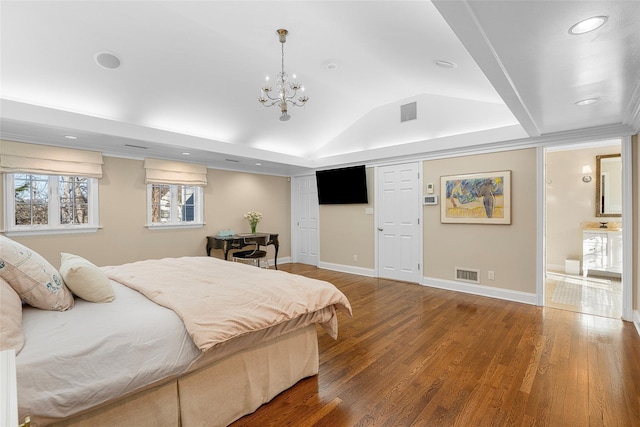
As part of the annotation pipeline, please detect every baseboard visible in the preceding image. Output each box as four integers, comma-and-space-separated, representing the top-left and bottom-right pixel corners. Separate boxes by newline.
272, 256, 291, 266
422, 276, 537, 305
546, 263, 565, 273
317, 261, 375, 277
634, 310, 640, 337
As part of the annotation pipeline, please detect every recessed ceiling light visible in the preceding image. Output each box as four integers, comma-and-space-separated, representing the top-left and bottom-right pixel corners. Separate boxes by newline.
575, 97, 600, 106
94, 51, 121, 70
434, 60, 457, 69
182, 152, 191, 156
569, 16, 608, 35
255, 163, 262, 166
64, 135, 78, 139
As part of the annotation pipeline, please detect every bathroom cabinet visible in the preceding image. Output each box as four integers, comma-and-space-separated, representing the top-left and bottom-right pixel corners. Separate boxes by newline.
582, 230, 622, 277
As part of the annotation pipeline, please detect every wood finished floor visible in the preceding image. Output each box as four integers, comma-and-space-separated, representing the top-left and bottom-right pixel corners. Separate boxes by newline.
231, 264, 640, 427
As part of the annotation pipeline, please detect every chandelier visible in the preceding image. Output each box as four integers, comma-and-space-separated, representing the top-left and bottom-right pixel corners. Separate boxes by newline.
258, 29, 309, 122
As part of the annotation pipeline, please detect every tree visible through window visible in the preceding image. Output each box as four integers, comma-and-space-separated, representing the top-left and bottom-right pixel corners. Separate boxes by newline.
6, 173, 97, 233
149, 184, 200, 225
14, 174, 49, 226
59, 176, 89, 224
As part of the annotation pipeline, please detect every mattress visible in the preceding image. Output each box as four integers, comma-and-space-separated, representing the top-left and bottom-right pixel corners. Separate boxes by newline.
17, 281, 202, 420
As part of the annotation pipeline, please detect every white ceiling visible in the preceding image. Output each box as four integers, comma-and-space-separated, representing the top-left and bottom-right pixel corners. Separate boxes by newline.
1, 1, 639, 176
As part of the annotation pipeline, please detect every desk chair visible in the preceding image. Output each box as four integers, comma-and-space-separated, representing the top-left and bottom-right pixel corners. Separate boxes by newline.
232, 234, 269, 268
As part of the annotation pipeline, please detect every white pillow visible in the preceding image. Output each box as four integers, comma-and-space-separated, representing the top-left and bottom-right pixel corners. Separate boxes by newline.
59, 253, 114, 303
0, 277, 24, 354
0, 236, 74, 311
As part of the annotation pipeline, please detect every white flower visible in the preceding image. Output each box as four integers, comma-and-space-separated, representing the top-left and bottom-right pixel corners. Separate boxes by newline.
244, 211, 263, 225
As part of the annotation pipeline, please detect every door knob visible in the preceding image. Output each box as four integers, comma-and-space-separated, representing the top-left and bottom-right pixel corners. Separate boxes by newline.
377, 227, 383, 231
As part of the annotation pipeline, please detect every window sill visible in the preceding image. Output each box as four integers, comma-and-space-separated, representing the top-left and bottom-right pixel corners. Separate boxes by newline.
3, 226, 101, 237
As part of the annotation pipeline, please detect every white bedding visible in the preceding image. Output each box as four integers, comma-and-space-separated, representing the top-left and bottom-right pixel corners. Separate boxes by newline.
16, 257, 352, 422
17, 280, 201, 419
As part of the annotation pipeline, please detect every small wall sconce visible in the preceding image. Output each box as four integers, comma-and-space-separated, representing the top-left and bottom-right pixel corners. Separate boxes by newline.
582, 165, 593, 182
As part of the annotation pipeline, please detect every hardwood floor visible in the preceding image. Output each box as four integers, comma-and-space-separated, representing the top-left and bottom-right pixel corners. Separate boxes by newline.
230, 264, 640, 427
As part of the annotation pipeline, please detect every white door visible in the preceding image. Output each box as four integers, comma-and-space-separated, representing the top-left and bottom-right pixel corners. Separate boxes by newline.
293, 175, 319, 266
377, 162, 422, 283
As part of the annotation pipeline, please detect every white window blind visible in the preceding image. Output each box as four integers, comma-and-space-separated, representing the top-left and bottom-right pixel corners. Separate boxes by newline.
144, 158, 207, 186
0, 140, 103, 178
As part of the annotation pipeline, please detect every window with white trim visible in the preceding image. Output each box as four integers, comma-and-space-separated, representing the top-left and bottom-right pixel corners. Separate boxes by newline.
4, 173, 99, 235
146, 183, 203, 228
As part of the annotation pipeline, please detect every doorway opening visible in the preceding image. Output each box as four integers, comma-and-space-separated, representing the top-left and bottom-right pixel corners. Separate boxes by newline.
544, 139, 623, 319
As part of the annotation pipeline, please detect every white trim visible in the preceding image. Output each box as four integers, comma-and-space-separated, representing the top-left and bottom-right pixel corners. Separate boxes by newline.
423, 276, 537, 305
622, 75, 640, 133
146, 183, 203, 226
318, 261, 375, 278
545, 263, 565, 273
272, 256, 291, 267
290, 177, 297, 263
4, 174, 99, 234
0, 349, 18, 427
620, 136, 633, 321
145, 223, 204, 230
4, 225, 101, 237
536, 147, 545, 306
633, 310, 640, 337
539, 137, 632, 322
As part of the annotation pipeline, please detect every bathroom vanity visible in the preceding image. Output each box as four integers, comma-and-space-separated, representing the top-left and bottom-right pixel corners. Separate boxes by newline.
582, 229, 622, 277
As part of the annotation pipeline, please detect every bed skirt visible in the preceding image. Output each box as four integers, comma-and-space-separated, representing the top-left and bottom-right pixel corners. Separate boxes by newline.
32, 325, 319, 427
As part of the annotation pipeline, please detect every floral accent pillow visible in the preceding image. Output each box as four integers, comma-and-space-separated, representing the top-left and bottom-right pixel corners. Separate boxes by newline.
0, 277, 24, 354
0, 236, 74, 311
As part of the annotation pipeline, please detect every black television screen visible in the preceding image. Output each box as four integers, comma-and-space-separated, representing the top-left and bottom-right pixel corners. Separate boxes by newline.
316, 165, 368, 204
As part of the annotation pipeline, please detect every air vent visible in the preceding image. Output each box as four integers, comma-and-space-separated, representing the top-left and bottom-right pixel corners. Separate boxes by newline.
124, 144, 148, 149
455, 267, 480, 284
225, 158, 240, 163
400, 102, 417, 122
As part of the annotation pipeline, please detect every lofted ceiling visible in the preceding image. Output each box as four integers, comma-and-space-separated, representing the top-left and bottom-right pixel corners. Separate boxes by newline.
1, 1, 639, 176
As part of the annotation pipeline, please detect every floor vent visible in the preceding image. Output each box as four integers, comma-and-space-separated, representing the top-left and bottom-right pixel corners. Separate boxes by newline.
455, 267, 480, 284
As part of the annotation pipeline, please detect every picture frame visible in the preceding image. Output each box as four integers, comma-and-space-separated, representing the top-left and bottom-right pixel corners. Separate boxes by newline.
440, 170, 511, 224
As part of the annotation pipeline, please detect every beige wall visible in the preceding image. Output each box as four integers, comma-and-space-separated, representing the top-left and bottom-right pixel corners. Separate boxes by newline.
2, 139, 638, 318
1, 156, 291, 268
422, 148, 538, 293
546, 145, 621, 269
318, 167, 375, 268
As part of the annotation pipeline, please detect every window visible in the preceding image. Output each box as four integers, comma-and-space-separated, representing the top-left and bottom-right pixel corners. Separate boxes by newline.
147, 183, 203, 228
4, 173, 99, 235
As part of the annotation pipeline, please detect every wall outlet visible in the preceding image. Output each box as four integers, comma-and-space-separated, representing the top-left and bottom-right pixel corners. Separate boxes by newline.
353, 254, 358, 262
488, 271, 495, 280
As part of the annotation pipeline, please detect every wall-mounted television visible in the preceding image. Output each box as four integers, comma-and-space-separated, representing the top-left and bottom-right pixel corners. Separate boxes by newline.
316, 165, 368, 205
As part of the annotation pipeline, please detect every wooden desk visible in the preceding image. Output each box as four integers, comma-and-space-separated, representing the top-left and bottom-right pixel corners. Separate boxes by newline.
207, 233, 279, 269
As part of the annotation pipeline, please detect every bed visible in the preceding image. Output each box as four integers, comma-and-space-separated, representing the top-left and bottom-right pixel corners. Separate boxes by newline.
0, 239, 351, 427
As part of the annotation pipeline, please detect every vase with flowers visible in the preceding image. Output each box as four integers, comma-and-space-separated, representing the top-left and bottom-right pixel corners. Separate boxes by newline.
244, 211, 262, 234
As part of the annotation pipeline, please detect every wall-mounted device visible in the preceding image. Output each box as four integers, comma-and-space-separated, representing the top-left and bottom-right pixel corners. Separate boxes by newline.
423, 195, 438, 205
426, 183, 434, 194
